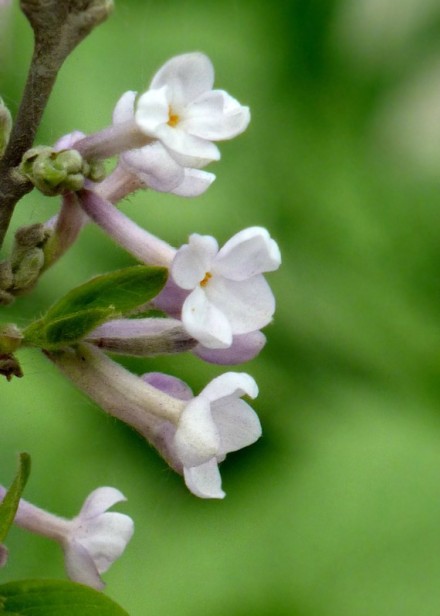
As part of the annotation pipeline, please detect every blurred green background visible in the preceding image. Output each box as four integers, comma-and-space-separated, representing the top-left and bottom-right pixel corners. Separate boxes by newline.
3, 0, 440, 614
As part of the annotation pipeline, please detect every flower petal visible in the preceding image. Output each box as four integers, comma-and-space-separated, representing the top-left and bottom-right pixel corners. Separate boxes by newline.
194, 330, 266, 364
150, 53, 214, 108
142, 372, 194, 401
174, 396, 220, 467
200, 371, 258, 403
212, 397, 262, 454
172, 234, 218, 289
135, 86, 170, 135
121, 142, 185, 192
113, 90, 137, 125
214, 227, 281, 281
74, 512, 134, 574
171, 169, 216, 197
159, 127, 221, 165
205, 274, 275, 334
183, 458, 225, 499
54, 131, 86, 152
181, 286, 233, 348
63, 539, 104, 590
79, 487, 127, 519
183, 90, 250, 140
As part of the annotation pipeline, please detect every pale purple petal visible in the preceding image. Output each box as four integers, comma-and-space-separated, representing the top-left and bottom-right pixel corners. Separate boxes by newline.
150, 53, 214, 108
183, 90, 250, 140
174, 397, 220, 467
113, 90, 137, 125
63, 539, 104, 590
194, 331, 266, 364
183, 458, 225, 499
214, 227, 281, 280
142, 372, 194, 401
212, 398, 262, 454
200, 371, 258, 403
78, 487, 127, 520
135, 86, 170, 135
171, 169, 216, 197
153, 278, 189, 317
181, 286, 233, 348
172, 234, 218, 289
54, 131, 86, 151
205, 274, 275, 333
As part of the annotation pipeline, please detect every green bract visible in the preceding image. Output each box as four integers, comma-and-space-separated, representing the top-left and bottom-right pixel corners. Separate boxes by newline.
23, 265, 167, 349
0, 580, 128, 615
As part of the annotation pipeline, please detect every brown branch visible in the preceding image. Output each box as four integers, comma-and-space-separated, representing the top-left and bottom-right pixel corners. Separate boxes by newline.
0, 0, 113, 249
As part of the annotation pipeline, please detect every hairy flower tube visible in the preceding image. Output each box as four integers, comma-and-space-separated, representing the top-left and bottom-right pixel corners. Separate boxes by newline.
0, 485, 134, 590
46, 343, 261, 498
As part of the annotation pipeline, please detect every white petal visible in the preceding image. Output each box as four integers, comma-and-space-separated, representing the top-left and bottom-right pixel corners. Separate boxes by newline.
135, 86, 170, 135
113, 90, 136, 125
172, 234, 218, 289
75, 512, 134, 574
181, 286, 233, 348
79, 487, 127, 519
150, 53, 214, 108
174, 397, 220, 467
171, 169, 215, 197
63, 539, 104, 590
212, 397, 262, 454
214, 227, 281, 281
200, 371, 258, 403
160, 127, 220, 164
183, 458, 225, 499
205, 274, 275, 334
122, 143, 185, 192
183, 90, 250, 140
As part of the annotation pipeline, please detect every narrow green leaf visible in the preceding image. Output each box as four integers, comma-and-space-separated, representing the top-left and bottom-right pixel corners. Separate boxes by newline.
46, 265, 167, 320
0, 579, 129, 615
0, 454, 31, 543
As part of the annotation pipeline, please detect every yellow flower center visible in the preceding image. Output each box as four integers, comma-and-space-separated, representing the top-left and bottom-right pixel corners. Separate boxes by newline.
167, 107, 180, 127
200, 272, 212, 287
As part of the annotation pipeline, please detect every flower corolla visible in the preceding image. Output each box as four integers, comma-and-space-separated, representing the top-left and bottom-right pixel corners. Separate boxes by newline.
143, 371, 261, 499
113, 90, 215, 196
134, 52, 250, 167
171, 226, 281, 348
62, 487, 134, 590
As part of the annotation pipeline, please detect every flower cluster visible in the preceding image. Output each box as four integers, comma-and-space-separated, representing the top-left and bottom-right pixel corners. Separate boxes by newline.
3, 52, 280, 590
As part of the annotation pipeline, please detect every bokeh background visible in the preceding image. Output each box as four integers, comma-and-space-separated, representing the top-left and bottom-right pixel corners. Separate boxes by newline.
3, 0, 440, 614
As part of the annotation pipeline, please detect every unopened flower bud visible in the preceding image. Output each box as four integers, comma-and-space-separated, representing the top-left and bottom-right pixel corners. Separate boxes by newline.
0, 324, 22, 354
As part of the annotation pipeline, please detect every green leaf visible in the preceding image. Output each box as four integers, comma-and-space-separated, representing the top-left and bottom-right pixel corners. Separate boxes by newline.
46, 265, 167, 320
0, 454, 31, 544
0, 579, 129, 615
23, 266, 168, 349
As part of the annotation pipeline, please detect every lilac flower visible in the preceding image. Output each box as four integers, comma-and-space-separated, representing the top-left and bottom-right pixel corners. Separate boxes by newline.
134, 52, 250, 167
47, 344, 261, 499
171, 227, 281, 348
0, 485, 134, 590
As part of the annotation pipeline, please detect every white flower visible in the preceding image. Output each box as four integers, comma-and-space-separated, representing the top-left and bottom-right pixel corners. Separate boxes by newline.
62, 487, 134, 590
114, 90, 215, 196
173, 372, 261, 498
134, 52, 250, 167
171, 227, 281, 348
